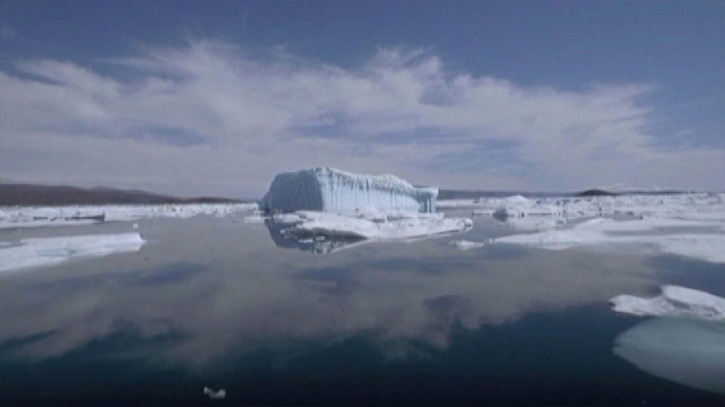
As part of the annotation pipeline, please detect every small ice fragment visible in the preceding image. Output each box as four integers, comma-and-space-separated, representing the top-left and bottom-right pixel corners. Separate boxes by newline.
449, 240, 485, 251
132, 223, 139, 229
203, 387, 226, 400
243, 215, 265, 224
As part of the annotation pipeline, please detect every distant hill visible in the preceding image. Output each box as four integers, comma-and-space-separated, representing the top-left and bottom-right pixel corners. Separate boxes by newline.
0, 184, 243, 206
438, 188, 690, 200
575, 188, 618, 197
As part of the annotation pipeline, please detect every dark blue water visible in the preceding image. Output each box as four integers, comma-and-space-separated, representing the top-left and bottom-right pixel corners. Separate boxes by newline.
1, 215, 723, 406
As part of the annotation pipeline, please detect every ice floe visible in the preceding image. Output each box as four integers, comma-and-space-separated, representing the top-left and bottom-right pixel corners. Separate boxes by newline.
610, 285, 725, 321
264, 210, 472, 253
495, 216, 725, 263
0, 203, 257, 229
436, 193, 724, 263
280, 211, 471, 241
0, 233, 145, 273
260, 167, 437, 214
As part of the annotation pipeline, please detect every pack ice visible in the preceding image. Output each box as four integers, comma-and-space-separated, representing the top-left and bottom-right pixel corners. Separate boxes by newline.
259, 167, 437, 214
445, 192, 725, 264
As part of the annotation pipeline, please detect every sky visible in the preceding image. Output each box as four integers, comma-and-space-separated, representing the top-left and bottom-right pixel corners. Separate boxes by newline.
0, 0, 723, 198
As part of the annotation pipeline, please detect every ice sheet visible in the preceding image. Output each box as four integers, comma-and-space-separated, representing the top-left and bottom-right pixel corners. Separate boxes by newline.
610, 285, 725, 321
0, 233, 146, 273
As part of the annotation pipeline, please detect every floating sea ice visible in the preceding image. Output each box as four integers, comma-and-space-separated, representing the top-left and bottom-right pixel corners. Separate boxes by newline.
610, 285, 725, 321
614, 318, 725, 394
449, 240, 487, 251
287, 211, 472, 240
496, 216, 725, 263
0, 233, 145, 273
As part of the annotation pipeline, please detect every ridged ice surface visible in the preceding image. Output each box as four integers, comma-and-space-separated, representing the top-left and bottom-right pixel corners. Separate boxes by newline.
260, 167, 437, 213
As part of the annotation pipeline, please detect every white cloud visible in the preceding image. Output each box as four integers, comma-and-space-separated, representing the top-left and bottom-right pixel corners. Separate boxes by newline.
0, 40, 722, 197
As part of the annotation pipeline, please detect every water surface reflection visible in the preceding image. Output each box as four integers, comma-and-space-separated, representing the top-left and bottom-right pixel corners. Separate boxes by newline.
0, 215, 662, 366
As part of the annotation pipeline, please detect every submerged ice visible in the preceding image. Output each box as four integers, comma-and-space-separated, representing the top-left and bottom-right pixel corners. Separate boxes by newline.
614, 318, 725, 394
611, 285, 725, 393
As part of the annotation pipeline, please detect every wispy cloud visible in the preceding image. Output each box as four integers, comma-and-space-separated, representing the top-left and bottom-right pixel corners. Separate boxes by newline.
0, 40, 722, 196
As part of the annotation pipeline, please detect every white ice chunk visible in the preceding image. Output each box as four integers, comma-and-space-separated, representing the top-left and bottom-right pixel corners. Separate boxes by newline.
0, 233, 145, 273
449, 240, 487, 251
260, 167, 437, 214
203, 387, 227, 400
610, 285, 725, 321
614, 318, 725, 394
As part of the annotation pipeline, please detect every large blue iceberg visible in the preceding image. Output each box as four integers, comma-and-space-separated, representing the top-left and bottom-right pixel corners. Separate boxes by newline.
260, 167, 437, 213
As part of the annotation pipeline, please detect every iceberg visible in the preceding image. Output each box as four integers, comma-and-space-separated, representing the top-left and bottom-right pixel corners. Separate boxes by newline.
0, 233, 145, 273
259, 167, 437, 214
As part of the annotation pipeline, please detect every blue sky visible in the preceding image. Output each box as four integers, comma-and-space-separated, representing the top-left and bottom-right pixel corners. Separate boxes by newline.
1, 1, 723, 197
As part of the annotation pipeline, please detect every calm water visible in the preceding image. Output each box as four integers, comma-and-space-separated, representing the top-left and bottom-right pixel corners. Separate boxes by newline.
1, 212, 724, 406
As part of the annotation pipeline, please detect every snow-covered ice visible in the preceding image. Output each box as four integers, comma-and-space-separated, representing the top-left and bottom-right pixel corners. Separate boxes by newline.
438, 192, 725, 224
0, 233, 145, 273
495, 216, 725, 263
0, 203, 257, 229
260, 167, 437, 214
449, 239, 487, 251
283, 211, 471, 241
610, 285, 725, 321
437, 193, 725, 263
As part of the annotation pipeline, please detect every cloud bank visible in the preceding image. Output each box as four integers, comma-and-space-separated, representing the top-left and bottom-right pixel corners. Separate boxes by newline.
1, 41, 722, 197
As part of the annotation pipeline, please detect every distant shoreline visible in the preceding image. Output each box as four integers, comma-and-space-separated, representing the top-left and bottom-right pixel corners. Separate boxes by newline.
0, 184, 246, 206
0, 183, 700, 207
